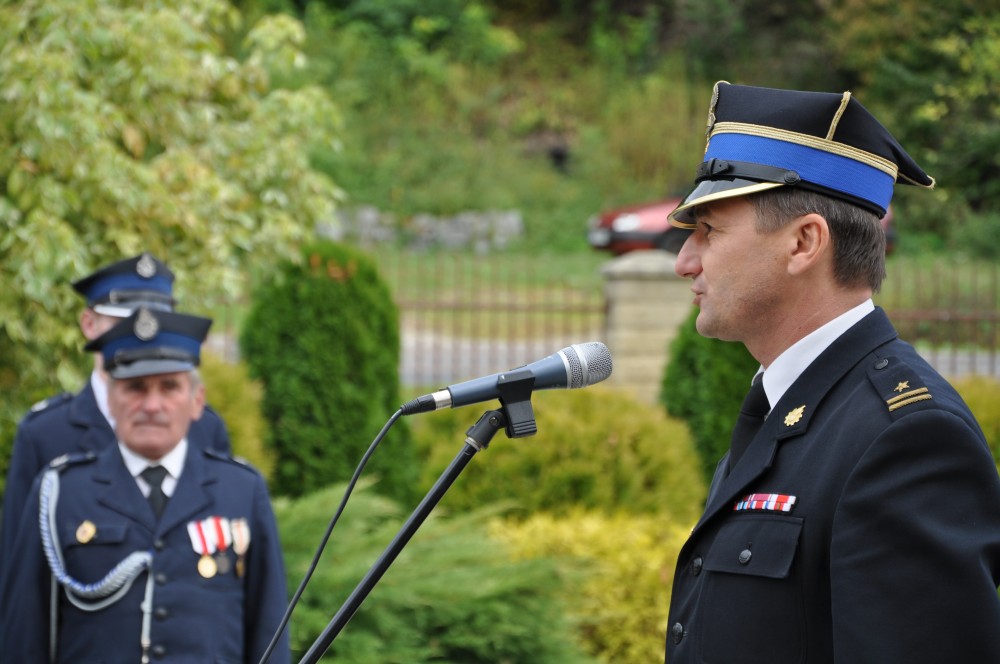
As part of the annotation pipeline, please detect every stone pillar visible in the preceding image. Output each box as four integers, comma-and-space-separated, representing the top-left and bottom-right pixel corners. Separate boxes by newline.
601, 250, 693, 404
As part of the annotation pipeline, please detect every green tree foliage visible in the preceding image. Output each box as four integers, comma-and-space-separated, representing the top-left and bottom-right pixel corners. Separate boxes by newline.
275, 484, 596, 662
661, 308, 759, 484
240, 241, 418, 504
828, 2, 1000, 242
0, 0, 342, 478
411, 386, 707, 524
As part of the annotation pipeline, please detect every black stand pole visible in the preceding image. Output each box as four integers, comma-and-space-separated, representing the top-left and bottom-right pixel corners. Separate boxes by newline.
297, 408, 510, 664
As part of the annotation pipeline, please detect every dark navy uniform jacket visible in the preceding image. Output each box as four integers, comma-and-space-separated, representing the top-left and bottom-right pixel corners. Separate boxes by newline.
665, 308, 1000, 663
0, 380, 230, 579
0, 442, 290, 663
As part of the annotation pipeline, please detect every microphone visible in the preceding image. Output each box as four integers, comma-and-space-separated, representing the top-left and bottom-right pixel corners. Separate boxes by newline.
400, 342, 613, 415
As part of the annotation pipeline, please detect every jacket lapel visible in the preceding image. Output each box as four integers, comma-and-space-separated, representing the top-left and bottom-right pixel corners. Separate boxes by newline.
691, 308, 899, 534
93, 447, 157, 531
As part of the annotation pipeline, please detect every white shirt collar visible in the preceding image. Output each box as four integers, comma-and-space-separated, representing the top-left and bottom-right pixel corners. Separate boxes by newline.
119, 438, 188, 497
91, 370, 114, 429
758, 299, 875, 411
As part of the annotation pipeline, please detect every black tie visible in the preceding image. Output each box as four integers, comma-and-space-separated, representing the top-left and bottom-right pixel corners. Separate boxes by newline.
141, 465, 169, 518
728, 374, 769, 473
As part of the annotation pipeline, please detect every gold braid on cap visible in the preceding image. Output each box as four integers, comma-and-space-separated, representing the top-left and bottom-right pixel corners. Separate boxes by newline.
704, 80, 728, 154
710, 122, 899, 180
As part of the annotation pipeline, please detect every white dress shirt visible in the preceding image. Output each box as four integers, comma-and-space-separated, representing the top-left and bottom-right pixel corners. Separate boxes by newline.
119, 438, 188, 498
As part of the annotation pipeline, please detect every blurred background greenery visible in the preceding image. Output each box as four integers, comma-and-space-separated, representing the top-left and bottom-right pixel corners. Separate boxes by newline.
2, 0, 999, 661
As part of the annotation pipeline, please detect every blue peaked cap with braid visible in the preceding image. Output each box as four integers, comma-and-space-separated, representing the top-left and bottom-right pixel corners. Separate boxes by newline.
670, 81, 934, 227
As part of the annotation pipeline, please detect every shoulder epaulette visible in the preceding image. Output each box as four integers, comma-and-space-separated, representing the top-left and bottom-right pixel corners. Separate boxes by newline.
26, 392, 73, 418
48, 451, 97, 471
866, 355, 934, 418
203, 448, 263, 479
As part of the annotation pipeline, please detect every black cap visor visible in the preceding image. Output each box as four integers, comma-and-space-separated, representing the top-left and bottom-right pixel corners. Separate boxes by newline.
669, 178, 785, 227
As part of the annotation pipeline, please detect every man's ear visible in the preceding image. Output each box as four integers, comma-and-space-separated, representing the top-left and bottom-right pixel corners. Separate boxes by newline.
190, 382, 206, 421
79, 308, 101, 340
787, 213, 831, 276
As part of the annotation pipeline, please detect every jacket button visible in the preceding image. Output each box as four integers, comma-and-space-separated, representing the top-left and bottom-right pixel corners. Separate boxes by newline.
152, 644, 167, 658
874, 358, 889, 370
154, 606, 169, 620
671, 622, 685, 644
738, 549, 752, 565
154, 572, 168, 584
153, 538, 166, 551
691, 556, 703, 576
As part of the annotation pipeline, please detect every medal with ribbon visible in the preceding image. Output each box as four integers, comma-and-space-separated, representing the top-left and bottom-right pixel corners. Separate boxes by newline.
209, 516, 232, 575
187, 518, 217, 578
231, 518, 251, 578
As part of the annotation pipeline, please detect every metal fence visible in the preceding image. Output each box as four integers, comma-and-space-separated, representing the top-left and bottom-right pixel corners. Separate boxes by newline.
376, 252, 1000, 387
877, 259, 1000, 378
374, 252, 606, 388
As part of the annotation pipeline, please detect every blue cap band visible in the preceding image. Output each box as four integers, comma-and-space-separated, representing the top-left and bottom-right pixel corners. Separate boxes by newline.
705, 132, 896, 214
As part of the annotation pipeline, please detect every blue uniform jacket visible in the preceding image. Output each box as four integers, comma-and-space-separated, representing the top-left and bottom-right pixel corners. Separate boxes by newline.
0, 443, 290, 663
0, 380, 230, 579
664, 308, 1000, 663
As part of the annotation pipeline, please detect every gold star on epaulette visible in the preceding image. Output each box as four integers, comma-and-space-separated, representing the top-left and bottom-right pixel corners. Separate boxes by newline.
784, 405, 806, 426
893, 381, 909, 393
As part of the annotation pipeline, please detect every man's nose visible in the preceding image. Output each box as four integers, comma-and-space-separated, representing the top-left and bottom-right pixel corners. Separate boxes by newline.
674, 232, 702, 279
141, 389, 165, 411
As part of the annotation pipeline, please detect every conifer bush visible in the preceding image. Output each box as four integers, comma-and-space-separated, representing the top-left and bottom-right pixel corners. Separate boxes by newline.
660, 308, 759, 483
492, 509, 691, 664
240, 241, 418, 504
275, 484, 596, 663
410, 386, 706, 524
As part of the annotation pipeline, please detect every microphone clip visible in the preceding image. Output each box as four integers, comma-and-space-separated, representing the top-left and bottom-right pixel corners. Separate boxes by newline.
496, 368, 538, 438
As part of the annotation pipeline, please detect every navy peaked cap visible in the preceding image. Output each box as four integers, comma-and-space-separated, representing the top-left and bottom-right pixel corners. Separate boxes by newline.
72, 253, 175, 316
85, 308, 212, 379
670, 81, 934, 226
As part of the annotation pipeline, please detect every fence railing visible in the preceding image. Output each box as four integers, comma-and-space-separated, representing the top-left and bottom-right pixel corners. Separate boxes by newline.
877, 259, 1000, 378
374, 251, 606, 388
376, 252, 1000, 387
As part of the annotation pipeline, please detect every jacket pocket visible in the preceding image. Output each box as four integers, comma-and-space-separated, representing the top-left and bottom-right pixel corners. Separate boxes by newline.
698, 515, 805, 664
702, 515, 802, 578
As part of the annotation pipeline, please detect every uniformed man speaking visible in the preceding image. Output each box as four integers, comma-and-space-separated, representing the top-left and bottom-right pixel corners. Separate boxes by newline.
0, 308, 289, 663
663, 82, 1000, 662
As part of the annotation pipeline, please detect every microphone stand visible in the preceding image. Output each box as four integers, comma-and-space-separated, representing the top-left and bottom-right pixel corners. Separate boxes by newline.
298, 371, 538, 663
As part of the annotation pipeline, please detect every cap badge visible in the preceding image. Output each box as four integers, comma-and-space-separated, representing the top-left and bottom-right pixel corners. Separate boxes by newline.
134, 307, 159, 341
136, 253, 156, 278
784, 405, 806, 427
76, 520, 97, 544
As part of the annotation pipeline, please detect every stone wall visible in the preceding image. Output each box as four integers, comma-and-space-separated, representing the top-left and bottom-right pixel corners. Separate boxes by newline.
601, 250, 693, 404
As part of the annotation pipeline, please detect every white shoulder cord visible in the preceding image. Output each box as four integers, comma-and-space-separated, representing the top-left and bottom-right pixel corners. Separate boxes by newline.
39, 469, 156, 663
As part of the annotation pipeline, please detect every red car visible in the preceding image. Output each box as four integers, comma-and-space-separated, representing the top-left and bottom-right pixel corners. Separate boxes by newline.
587, 197, 896, 255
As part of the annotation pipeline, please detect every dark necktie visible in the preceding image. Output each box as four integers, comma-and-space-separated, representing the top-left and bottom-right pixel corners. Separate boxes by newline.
728, 374, 769, 473
141, 465, 169, 518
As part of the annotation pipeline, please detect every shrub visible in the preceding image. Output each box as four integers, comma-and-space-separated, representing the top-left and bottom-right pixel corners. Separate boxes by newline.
952, 376, 1000, 468
492, 509, 690, 664
198, 352, 275, 483
240, 241, 418, 504
661, 308, 759, 483
410, 386, 706, 524
275, 484, 596, 663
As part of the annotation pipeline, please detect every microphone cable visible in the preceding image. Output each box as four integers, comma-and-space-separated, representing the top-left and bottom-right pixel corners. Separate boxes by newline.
258, 407, 404, 664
